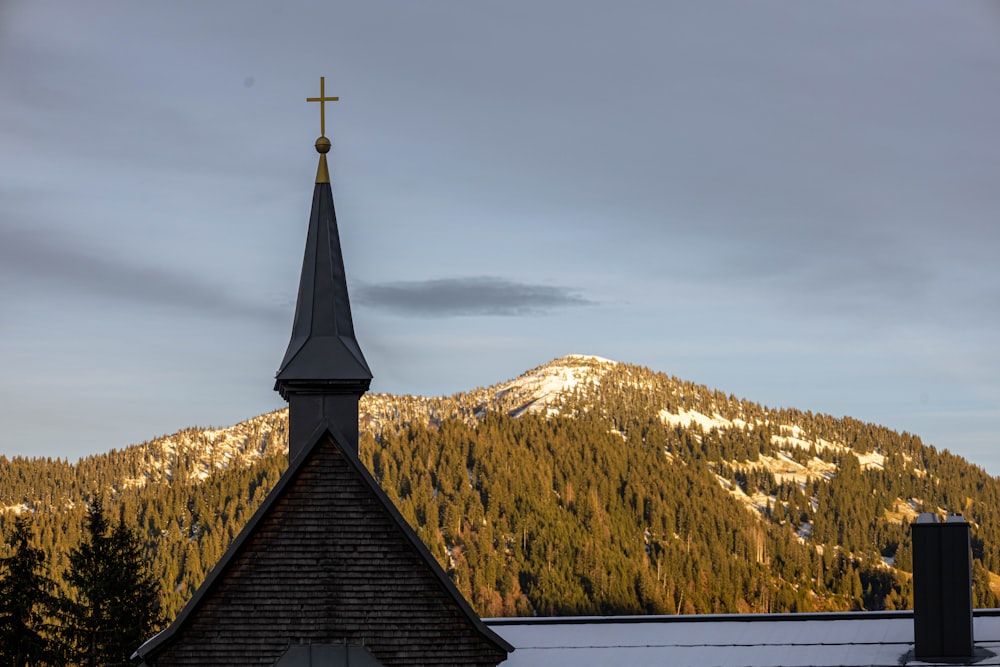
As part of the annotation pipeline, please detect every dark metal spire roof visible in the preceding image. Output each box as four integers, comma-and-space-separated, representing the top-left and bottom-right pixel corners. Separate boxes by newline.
274, 135, 372, 399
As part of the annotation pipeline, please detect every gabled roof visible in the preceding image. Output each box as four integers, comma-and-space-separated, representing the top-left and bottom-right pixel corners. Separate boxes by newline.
275, 163, 371, 398
486, 611, 1000, 666
135, 422, 512, 663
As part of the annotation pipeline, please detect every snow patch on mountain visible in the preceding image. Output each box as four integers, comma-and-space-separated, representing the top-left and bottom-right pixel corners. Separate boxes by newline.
771, 433, 814, 451
759, 453, 835, 486
116, 411, 287, 492
855, 451, 885, 470
2, 503, 30, 515
37, 354, 902, 527
771, 428, 885, 471
659, 408, 737, 431
493, 355, 614, 418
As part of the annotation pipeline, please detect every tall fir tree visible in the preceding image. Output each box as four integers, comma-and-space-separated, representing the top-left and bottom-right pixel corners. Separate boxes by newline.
0, 515, 60, 666
106, 518, 163, 661
62, 499, 163, 666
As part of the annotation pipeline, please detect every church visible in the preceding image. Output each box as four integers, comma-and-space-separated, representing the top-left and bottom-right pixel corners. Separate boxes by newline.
133, 79, 511, 666
136, 80, 1000, 667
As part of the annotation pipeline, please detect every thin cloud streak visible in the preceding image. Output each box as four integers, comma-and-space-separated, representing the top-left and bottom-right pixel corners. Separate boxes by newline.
0, 225, 286, 324
355, 277, 594, 317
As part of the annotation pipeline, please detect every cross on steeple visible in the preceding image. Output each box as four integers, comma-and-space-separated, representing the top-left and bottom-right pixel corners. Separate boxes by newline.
277, 74, 371, 460
307, 76, 339, 137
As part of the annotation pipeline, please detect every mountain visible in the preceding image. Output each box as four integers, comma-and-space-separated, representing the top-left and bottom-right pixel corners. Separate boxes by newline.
2, 355, 1000, 623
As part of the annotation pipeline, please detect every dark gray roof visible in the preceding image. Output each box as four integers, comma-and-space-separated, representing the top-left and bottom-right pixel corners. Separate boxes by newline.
275, 173, 371, 398
134, 424, 512, 661
486, 610, 1000, 666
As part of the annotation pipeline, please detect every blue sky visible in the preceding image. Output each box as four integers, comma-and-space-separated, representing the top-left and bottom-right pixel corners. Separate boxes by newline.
2, 2, 999, 472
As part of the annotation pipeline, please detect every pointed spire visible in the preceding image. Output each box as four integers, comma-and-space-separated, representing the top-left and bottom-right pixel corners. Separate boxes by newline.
274, 136, 371, 391
275, 81, 371, 459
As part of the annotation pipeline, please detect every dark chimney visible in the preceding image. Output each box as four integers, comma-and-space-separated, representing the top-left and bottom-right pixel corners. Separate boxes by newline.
911, 513, 974, 661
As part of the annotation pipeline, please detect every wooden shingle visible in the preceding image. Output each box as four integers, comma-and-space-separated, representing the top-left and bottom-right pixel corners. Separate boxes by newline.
136, 426, 512, 666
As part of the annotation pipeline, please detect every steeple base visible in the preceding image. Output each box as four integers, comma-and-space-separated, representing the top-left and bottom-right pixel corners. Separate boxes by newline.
282, 382, 369, 461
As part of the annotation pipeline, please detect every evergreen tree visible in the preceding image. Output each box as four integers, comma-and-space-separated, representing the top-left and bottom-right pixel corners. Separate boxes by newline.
106, 519, 163, 661
0, 515, 60, 666
10, 361, 1000, 620
62, 499, 112, 666
62, 499, 163, 666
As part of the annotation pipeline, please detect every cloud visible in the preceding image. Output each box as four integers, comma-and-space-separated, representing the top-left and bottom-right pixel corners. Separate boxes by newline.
354, 277, 593, 317
0, 225, 285, 324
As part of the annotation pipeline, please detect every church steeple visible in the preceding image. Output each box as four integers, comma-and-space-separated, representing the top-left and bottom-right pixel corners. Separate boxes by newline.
275, 78, 372, 461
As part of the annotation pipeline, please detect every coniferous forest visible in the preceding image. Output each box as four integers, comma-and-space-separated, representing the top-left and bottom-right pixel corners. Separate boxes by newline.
0, 500, 160, 665
2, 357, 1000, 663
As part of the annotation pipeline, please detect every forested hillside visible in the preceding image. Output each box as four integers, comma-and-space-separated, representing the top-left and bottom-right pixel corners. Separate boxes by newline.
2, 356, 999, 628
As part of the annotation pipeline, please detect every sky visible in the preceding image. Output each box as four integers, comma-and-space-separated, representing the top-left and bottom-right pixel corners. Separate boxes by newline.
1, 2, 999, 472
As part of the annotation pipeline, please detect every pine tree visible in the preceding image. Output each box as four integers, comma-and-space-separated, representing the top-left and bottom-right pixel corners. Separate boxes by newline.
106, 519, 163, 661
0, 515, 60, 666
62, 499, 112, 666
62, 499, 164, 666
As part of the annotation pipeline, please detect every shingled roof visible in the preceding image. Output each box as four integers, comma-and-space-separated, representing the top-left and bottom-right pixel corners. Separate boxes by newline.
135, 424, 512, 665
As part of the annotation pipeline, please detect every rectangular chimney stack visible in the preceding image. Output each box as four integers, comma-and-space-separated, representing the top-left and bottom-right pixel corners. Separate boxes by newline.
911, 513, 974, 661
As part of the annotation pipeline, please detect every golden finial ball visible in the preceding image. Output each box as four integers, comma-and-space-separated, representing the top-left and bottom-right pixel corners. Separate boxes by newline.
315, 136, 332, 154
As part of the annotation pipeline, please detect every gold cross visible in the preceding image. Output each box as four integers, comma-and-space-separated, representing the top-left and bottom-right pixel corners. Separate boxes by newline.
307, 76, 339, 137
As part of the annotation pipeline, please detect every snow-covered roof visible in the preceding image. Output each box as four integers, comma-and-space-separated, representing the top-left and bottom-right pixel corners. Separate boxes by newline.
486, 610, 1000, 667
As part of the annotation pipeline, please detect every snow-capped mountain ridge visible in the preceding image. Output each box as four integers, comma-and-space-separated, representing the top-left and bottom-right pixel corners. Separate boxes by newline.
10, 353, 995, 611
53, 355, 909, 520
71, 355, 617, 494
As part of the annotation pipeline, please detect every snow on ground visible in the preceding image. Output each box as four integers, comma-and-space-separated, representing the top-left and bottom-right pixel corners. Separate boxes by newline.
676, 411, 898, 529
885, 498, 922, 524
489, 609, 1000, 666
771, 433, 814, 450
1, 503, 30, 514
856, 451, 885, 470
659, 408, 735, 431
753, 453, 836, 488
797, 521, 813, 541
719, 448, 925, 549
713, 453, 831, 528
771, 431, 884, 471
498, 356, 611, 417
781, 424, 805, 438
747, 491, 775, 514
100, 411, 286, 492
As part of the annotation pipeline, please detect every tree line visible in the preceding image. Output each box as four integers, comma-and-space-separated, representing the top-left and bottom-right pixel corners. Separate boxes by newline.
2, 358, 1000, 637
0, 500, 161, 666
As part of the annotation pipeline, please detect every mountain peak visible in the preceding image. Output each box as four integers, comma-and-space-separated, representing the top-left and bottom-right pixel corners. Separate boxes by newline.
560, 354, 616, 364
491, 355, 616, 418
